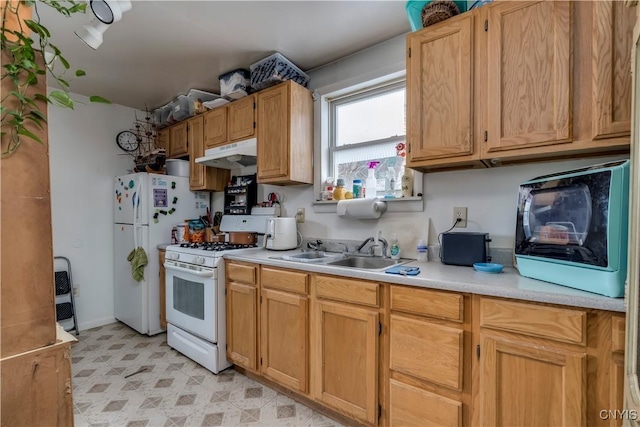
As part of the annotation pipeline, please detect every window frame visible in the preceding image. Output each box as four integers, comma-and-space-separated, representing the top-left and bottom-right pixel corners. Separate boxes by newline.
327, 80, 407, 181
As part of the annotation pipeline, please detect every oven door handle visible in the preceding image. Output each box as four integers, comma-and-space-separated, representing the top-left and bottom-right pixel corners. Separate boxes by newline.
164, 263, 215, 277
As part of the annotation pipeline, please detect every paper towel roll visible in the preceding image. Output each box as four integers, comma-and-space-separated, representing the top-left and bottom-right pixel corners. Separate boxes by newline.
336, 198, 387, 219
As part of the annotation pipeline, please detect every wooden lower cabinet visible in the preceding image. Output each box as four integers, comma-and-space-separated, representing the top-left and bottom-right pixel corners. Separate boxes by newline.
478, 333, 586, 426
226, 281, 258, 371
312, 298, 379, 425
260, 288, 308, 393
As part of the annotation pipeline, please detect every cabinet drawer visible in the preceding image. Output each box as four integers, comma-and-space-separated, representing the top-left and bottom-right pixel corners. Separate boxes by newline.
391, 286, 463, 322
314, 275, 378, 307
261, 267, 308, 294
480, 298, 586, 345
390, 379, 461, 427
226, 262, 257, 285
612, 315, 625, 353
390, 315, 463, 390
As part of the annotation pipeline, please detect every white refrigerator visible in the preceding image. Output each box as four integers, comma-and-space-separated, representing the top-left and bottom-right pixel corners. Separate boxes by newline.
113, 172, 209, 335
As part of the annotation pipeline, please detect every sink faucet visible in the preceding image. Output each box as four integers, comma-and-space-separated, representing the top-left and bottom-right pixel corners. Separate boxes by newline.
307, 239, 324, 251
356, 236, 389, 258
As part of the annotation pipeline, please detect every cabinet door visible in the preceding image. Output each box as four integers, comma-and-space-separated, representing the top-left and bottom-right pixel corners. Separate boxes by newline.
169, 122, 188, 157
159, 250, 166, 329
407, 13, 474, 163
261, 288, 308, 393
257, 84, 289, 180
203, 107, 227, 150
312, 299, 378, 424
592, 0, 634, 139
479, 333, 586, 426
226, 282, 258, 371
156, 129, 170, 152
485, 1, 572, 154
228, 95, 256, 142
188, 115, 205, 189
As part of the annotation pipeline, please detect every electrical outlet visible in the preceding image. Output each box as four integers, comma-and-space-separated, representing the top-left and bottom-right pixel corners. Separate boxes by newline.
73, 285, 79, 297
295, 208, 305, 223
453, 207, 468, 228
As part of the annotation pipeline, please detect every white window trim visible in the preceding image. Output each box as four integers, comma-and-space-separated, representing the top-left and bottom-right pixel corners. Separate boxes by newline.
311, 70, 423, 214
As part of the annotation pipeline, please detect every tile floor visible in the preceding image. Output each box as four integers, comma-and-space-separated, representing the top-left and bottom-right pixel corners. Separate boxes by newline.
71, 322, 344, 427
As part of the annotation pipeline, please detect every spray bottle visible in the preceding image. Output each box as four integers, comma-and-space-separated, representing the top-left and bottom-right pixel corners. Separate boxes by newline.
365, 161, 379, 199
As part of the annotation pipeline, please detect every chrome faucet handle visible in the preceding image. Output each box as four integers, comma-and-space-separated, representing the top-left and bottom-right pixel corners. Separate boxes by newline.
307, 239, 323, 251
368, 244, 379, 256
337, 242, 349, 254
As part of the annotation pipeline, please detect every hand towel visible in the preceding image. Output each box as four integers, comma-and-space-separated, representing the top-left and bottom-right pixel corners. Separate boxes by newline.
127, 247, 148, 282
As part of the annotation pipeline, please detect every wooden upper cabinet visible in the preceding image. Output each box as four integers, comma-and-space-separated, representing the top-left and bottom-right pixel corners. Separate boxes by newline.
156, 128, 169, 152
189, 114, 229, 191
203, 107, 228, 150
407, 12, 475, 166
592, 0, 634, 140
484, 1, 572, 155
228, 94, 256, 142
188, 115, 205, 189
169, 122, 188, 158
257, 81, 313, 185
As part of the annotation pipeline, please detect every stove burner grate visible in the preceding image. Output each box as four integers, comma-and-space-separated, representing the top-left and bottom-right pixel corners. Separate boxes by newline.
178, 242, 258, 251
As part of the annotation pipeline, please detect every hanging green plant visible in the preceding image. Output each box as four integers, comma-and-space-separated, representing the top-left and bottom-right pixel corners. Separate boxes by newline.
1, 0, 110, 156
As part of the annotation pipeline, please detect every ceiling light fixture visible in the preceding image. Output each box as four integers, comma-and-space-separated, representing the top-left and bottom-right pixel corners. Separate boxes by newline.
74, 0, 132, 50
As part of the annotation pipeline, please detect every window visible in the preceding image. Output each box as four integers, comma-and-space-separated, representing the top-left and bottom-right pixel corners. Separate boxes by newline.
328, 80, 406, 197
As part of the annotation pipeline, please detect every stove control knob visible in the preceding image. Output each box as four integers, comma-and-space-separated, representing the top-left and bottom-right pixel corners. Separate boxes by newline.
194, 256, 205, 265
168, 253, 179, 260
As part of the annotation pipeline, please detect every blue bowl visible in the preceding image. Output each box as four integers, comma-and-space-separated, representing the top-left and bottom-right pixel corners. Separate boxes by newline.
473, 263, 504, 273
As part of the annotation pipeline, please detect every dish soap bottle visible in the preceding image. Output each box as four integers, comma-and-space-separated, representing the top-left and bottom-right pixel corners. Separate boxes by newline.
365, 161, 379, 199
390, 233, 401, 260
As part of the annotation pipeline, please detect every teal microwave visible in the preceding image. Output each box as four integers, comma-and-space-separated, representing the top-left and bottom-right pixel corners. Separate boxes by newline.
514, 160, 630, 297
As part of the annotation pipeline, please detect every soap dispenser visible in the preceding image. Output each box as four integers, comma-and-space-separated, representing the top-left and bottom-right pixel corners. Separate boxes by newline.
390, 233, 401, 260
365, 161, 379, 199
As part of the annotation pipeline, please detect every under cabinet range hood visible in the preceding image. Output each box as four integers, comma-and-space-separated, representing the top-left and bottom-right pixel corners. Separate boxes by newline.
195, 138, 257, 170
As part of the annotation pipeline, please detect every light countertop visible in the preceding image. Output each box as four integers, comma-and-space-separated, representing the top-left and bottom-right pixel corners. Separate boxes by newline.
223, 248, 625, 313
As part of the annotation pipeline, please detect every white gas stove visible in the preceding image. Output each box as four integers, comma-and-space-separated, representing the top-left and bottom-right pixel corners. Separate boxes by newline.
164, 217, 267, 374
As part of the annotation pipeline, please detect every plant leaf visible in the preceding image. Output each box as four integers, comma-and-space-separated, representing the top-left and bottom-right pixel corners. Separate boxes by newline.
58, 55, 70, 69
75, 69, 86, 77
17, 127, 43, 144
89, 95, 111, 104
29, 109, 47, 122
34, 93, 51, 104
26, 115, 45, 130
50, 91, 74, 109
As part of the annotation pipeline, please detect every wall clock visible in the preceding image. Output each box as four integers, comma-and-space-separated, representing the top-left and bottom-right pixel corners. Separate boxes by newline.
116, 130, 139, 152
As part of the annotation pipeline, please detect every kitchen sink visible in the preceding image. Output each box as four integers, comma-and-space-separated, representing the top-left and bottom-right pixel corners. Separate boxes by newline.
280, 251, 341, 263
325, 256, 408, 270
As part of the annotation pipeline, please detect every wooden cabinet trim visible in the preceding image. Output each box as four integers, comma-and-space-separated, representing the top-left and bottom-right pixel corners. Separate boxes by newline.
226, 262, 257, 285
314, 275, 379, 307
480, 297, 586, 345
159, 250, 166, 329
612, 314, 626, 353
390, 285, 463, 322
261, 267, 308, 294
390, 314, 463, 390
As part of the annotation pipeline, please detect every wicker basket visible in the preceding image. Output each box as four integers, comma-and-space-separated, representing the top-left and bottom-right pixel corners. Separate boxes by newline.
421, 0, 460, 28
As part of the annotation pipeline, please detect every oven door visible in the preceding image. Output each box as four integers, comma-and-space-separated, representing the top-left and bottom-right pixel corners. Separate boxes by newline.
164, 262, 217, 343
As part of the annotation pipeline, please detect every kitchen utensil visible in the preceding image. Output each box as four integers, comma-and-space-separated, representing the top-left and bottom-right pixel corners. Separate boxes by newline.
473, 263, 504, 273
228, 231, 257, 245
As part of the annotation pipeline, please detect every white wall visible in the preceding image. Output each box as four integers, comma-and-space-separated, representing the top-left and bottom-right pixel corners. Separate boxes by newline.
49, 90, 138, 330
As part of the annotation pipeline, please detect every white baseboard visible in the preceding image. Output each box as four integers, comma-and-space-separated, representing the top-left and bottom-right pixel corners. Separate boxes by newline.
78, 317, 117, 332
